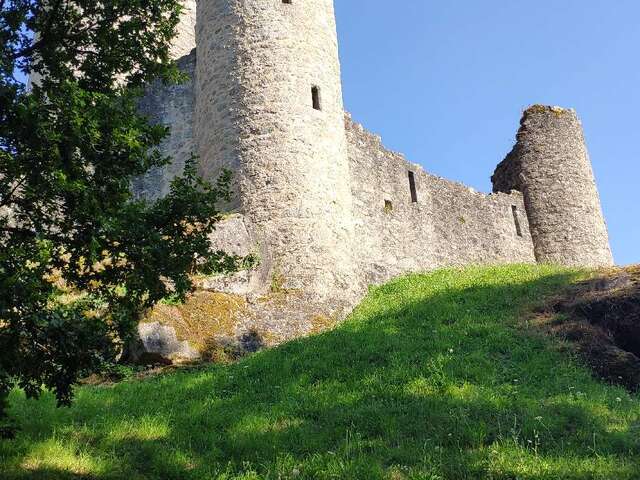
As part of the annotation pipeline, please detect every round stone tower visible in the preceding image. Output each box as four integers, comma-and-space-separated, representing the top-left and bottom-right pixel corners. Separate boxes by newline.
194, 0, 357, 301
493, 105, 613, 267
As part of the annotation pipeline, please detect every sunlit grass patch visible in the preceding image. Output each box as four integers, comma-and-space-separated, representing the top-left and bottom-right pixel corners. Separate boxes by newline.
2, 264, 640, 479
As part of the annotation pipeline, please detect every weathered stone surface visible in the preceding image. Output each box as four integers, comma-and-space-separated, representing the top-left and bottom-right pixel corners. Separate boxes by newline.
493, 106, 614, 267
133, 51, 196, 201
193, 0, 359, 307
140, 288, 352, 360
199, 214, 270, 295
171, 0, 196, 60
346, 114, 535, 287
208, 214, 255, 258
138, 322, 199, 361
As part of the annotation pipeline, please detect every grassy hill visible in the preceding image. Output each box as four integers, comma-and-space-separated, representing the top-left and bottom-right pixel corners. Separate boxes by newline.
2, 265, 640, 479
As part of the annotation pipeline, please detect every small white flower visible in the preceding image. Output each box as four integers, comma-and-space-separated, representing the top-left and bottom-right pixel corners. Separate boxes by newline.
616, 397, 622, 403
448, 348, 454, 354
25, 260, 40, 270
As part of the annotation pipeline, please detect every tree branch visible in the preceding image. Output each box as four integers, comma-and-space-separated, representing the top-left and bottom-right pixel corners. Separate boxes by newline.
0, 176, 27, 209
8, 0, 64, 61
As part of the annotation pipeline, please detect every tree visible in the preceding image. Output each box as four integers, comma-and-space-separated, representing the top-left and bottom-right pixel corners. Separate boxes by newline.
0, 0, 240, 436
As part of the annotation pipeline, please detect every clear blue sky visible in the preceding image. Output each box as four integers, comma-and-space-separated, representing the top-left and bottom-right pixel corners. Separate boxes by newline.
335, 0, 639, 265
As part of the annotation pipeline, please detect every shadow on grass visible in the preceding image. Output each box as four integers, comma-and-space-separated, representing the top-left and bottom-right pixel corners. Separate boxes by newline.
3, 267, 640, 479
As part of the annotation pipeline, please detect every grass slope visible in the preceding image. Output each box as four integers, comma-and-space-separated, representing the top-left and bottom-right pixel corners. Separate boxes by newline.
2, 265, 640, 479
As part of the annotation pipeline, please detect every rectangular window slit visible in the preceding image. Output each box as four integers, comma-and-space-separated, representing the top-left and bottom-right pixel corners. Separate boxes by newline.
512, 205, 523, 237
408, 171, 418, 203
312, 86, 321, 110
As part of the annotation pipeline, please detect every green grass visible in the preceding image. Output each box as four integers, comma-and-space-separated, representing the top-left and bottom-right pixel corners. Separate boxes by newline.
2, 264, 640, 479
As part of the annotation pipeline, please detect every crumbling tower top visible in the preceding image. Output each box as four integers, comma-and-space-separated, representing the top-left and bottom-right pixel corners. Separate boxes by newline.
493, 105, 613, 267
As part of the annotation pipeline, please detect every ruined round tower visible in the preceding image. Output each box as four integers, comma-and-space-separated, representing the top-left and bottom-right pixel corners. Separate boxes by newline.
493, 105, 614, 267
194, 0, 357, 300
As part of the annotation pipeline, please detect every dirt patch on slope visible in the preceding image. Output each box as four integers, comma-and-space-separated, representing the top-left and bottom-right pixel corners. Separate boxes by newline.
533, 265, 640, 391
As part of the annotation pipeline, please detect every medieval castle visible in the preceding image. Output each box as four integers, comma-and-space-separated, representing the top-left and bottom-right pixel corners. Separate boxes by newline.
134, 0, 614, 337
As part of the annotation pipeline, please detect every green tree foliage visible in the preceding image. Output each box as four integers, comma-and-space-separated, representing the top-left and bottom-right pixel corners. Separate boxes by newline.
0, 0, 240, 435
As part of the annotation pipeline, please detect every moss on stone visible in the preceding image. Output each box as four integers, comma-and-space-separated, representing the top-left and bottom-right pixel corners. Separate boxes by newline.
144, 291, 248, 351
309, 314, 338, 335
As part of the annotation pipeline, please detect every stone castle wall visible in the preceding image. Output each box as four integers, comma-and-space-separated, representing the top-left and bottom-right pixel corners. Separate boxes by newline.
132, 0, 614, 327
117, 0, 197, 200
134, 82, 539, 295
133, 52, 196, 201
171, 0, 197, 59
345, 115, 536, 287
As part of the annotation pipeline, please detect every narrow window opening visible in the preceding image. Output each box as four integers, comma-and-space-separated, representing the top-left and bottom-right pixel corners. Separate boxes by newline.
384, 200, 393, 214
282, 0, 292, 4
408, 171, 418, 203
311, 86, 321, 111
512, 205, 523, 237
